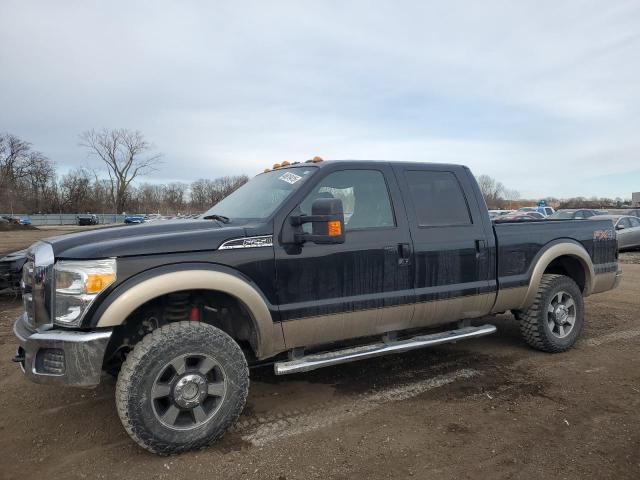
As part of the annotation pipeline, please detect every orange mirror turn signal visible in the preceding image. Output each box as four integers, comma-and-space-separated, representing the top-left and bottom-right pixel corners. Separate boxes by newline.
327, 220, 342, 237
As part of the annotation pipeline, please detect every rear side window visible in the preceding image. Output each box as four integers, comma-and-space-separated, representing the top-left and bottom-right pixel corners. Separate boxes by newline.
404, 171, 472, 226
628, 217, 640, 227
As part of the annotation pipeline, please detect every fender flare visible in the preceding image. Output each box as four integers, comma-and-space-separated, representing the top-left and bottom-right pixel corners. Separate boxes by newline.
520, 240, 594, 309
93, 263, 284, 359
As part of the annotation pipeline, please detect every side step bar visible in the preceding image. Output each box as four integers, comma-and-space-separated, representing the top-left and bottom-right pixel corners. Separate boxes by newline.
274, 324, 497, 375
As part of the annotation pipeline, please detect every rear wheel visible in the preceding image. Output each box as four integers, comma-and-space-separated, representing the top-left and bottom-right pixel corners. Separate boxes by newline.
517, 274, 584, 352
115, 321, 249, 454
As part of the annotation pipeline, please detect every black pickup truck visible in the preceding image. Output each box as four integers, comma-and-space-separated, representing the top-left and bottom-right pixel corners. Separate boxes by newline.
13, 160, 620, 454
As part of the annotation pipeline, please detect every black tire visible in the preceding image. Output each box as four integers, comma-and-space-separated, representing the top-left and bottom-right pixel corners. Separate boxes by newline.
518, 274, 584, 353
115, 322, 249, 454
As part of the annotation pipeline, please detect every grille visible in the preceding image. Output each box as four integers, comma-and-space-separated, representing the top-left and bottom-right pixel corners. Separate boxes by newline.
21, 242, 54, 327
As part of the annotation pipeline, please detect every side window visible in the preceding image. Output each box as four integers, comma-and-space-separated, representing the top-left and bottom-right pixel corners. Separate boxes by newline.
618, 218, 631, 228
629, 217, 640, 228
404, 171, 472, 226
574, 211, 585, 219
300, 170, 395, 231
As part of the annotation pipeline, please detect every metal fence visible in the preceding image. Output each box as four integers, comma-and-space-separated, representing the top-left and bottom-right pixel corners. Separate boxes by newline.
1, 213, 127, 225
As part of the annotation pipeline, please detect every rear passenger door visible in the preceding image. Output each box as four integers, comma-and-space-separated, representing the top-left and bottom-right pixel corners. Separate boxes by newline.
393, 165, 495, 328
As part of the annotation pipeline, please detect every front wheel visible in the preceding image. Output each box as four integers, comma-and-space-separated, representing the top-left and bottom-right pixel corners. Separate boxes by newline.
517, 274, 584, 353
115, 322, 249, 454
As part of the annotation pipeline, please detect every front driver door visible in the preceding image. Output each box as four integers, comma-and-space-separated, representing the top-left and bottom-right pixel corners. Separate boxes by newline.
274, 165, 414, 349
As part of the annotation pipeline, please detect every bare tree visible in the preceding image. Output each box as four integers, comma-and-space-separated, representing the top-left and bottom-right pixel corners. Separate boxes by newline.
476, 174, 505, 208
0, 133, 31, 188
189, 175, 248, 212
163, 182, 188, 214
79, 129, 161, 213
502, 188, 521, 209
0, 133, 56, 213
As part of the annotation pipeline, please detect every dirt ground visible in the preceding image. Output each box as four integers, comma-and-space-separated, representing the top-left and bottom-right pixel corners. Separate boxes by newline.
0, 225, 113, 257
0, 233, 639, 479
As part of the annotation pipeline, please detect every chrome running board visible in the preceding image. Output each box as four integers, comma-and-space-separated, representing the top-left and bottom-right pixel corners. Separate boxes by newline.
274, 324, 497, 375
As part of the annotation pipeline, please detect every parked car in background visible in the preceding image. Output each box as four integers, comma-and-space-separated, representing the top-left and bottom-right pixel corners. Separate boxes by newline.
518, 206, 555, 217
548, 209, 598, 220
494, 211, 544, 222
607, 209, 640, 218
590, 215, 640, 250
19, 216, 31, 225
77, 214, 99, 226
124, 215, 146, 224
488, 209, 514, 220
1, 215, 21, 224
0, 249, 27, 293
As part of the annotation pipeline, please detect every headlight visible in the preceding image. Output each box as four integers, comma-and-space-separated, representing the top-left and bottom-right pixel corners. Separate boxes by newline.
54, 259, 116, 326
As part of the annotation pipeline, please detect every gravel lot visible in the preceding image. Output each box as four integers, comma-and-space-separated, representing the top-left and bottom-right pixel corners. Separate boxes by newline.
0, 231, 638, 480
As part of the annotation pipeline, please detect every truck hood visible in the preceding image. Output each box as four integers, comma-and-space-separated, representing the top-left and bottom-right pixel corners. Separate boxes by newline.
44, 220, 251, 259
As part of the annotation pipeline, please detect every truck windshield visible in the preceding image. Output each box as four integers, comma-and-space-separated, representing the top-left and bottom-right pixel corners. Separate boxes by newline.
202, 167, 317, 221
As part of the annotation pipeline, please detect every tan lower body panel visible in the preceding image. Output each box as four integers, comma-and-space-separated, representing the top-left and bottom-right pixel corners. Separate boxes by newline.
491, 286, 528, 313
282, 293, 495, 350
412, 293, 495, 329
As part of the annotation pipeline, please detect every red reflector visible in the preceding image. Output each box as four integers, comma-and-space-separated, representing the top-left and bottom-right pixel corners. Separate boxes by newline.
189, 307, 200, 321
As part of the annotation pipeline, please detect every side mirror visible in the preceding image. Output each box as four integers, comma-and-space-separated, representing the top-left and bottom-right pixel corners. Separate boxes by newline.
290, 198, 346, 244
616, 224, 626, 230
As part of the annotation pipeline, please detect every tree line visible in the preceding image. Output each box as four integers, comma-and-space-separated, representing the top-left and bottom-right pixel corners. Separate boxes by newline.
475, 174, 631, 210
2, 130, 632, 215
0, 131, 247, 215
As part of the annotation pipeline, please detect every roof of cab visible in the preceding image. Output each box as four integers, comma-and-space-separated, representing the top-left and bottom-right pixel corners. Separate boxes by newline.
266, 159, 468, 171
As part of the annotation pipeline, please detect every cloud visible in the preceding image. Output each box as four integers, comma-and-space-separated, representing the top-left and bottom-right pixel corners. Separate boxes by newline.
1, 0, 639, 198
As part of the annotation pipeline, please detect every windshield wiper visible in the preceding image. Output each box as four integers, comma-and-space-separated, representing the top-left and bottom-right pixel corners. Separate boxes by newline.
203, 214, 230, 224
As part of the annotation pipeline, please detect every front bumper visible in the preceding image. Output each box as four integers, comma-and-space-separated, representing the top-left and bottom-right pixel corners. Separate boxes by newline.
13, 313, 113, 388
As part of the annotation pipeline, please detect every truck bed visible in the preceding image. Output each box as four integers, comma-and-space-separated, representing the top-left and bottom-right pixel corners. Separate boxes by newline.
493, 218, 618, 293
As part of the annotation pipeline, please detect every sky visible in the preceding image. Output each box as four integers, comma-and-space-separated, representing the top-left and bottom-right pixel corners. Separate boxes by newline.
1, 0, 639, 199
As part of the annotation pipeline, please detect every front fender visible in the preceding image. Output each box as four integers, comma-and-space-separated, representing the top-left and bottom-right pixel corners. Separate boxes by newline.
91, 263, 285, 359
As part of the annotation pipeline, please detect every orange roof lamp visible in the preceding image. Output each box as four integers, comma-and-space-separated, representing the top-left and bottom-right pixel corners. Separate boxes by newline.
268, 157, 321, 171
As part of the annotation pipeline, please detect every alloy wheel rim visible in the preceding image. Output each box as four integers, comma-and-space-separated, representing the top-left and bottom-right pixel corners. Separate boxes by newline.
151, 353, 227, 430
546, 290, 576, 339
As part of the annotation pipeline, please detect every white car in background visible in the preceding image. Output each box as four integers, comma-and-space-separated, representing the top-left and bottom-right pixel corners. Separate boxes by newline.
518, 206, 555, 217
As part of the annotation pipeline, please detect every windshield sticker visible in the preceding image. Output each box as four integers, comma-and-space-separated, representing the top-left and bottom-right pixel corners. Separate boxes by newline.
279, 172, 302, 184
